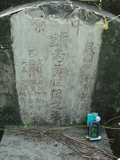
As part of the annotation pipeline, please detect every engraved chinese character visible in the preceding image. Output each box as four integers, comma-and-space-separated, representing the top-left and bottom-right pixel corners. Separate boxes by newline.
28, 49, 35, 57
36, 59, 44, 73
19, 97, 26, 103
89, 42, 94, 48
53, 56, 64, 63
52, 48, 65, 57
28, 73, 36, 79
81, 74, 89, 83
50, 79, 63, 87
83, 64, 91, 71
53, 63, 63, 69
83, 53, 93, 63
80, 92, 87, 102
81, 83, 88, 91
20, 90, 26, 96
38, 59, 44, 66
22, 66, 27, 73
52, 48, 65, 63
84, 42, 94, 54
34, 21, 46, 33
81, 103, 86, 109
50, 89, 63, 98
50, 34, 59, 47
21, 80, 28, 91
60, 32, 68, 48
21, 59, 27, 65
52, 68, 62, 78
52, 99, 61, 108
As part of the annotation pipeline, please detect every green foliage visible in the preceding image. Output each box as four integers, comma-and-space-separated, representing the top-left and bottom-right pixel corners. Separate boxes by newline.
92, 0, 120, 30
23, 119, 30, 127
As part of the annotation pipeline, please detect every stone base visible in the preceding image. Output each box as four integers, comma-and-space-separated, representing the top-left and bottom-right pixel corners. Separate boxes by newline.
0, 125, 116, 160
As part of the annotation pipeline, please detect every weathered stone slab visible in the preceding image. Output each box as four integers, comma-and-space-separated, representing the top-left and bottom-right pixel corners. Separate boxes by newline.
0, 125, 115, 160
10, 1, 103, 125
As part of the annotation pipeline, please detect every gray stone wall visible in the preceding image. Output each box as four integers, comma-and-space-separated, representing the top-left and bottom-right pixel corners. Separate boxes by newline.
91, 18, 120, 123
0, 16, 21, 126
90, 17, 120, 156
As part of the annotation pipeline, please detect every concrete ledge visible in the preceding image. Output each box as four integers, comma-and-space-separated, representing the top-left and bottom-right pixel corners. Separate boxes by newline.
0, 125, 116, 160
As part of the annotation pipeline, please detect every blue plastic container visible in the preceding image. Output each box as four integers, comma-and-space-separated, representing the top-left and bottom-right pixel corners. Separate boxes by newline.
87, 113, 98, 126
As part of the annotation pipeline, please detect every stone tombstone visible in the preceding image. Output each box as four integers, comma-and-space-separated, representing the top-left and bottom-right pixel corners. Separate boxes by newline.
0, 1, 103, 125
10, 1, 103, 125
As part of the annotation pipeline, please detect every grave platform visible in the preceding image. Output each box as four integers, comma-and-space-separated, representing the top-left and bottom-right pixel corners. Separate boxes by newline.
0, 125, 116, 160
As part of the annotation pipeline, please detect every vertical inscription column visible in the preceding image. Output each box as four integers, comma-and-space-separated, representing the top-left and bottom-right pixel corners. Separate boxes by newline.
80, 42, 95, 110
18, 49, 47, 120
49, 32, 68, 113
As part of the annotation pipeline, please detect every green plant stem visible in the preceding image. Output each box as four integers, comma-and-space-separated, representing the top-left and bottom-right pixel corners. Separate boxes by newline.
92, 0, 101, 10
101, 126, 120, 130
107, 15, 120, 23
102, 116, 120, 126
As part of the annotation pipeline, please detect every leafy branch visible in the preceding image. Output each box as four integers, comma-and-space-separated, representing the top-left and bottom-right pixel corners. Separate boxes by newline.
92, 0, 120, 30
